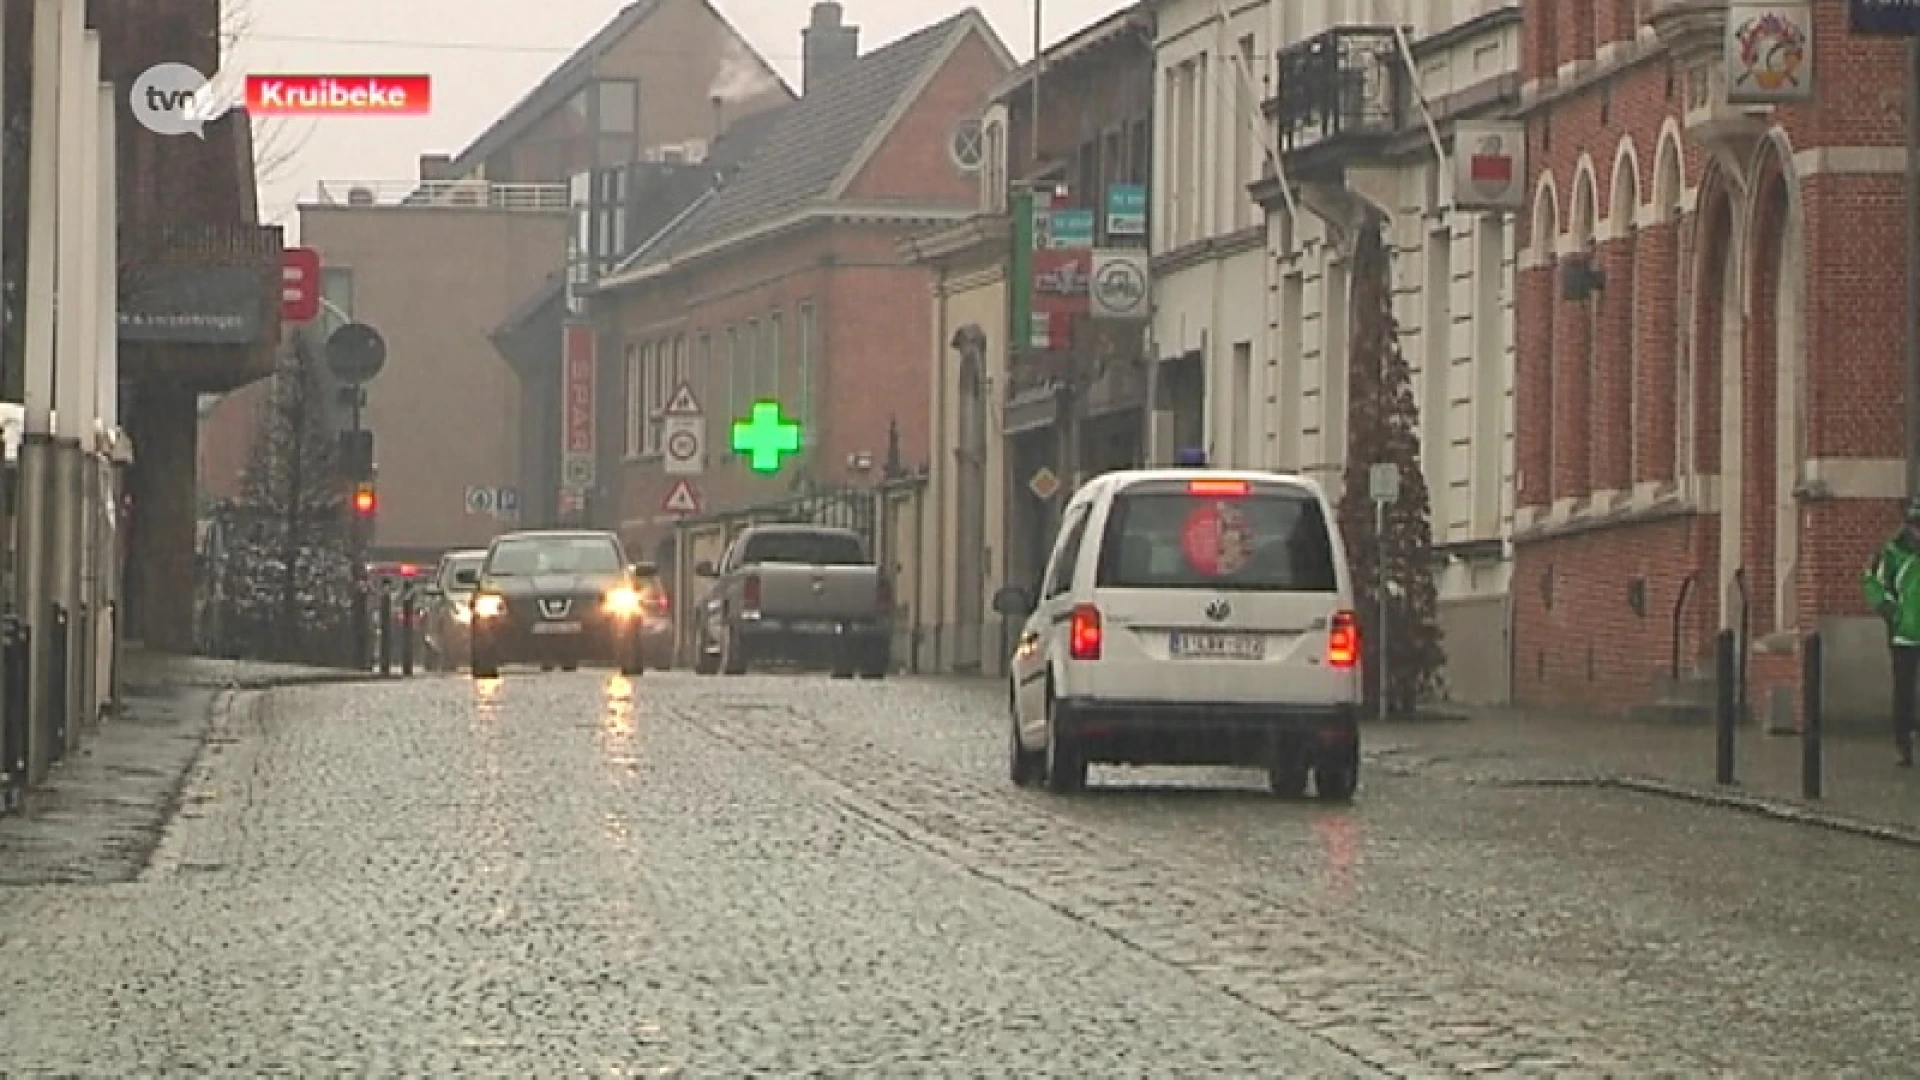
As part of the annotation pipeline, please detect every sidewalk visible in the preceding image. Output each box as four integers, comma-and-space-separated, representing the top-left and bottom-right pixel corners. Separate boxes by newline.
1383, 704, 1920, 846
0, 649, 382, 884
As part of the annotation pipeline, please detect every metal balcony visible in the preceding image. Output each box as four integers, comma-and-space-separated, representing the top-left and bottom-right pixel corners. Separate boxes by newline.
1266, 26, 1405, 175
304, 180, 571, 212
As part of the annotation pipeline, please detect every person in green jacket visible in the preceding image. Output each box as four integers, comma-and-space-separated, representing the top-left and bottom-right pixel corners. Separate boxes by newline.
1862, 498, 1920, 766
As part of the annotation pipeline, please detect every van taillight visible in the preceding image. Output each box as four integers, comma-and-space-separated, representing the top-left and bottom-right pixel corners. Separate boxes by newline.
1069, 604, 1102, 660
876, 575, 892, 614
742, 573, 762, 612
1327, 610, 1358, 668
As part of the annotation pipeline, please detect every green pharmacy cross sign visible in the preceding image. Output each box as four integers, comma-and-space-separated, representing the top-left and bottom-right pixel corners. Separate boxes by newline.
732, 400, 802, 473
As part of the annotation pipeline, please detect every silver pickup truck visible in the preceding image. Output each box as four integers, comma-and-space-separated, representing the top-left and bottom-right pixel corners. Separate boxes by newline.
691, 524, 891, 678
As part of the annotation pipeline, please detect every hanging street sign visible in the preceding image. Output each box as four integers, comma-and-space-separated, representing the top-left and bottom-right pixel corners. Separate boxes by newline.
661, 478, 702, 515
1451, 122, 1526, 212
1105, 183, 1147, 237
1724, 3, 1813, 105
281, 246, 321, 323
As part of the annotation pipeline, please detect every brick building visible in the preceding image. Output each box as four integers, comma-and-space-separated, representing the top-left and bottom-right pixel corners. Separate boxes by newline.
587, 4, 1012, 569
1512, 0, 1911, 722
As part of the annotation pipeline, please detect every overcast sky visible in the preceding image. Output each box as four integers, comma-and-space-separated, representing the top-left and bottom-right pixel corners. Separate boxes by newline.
230, 0, 1128, 238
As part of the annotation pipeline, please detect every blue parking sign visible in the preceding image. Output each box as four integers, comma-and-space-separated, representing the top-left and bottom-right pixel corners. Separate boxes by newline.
1851, 0, 1920, 35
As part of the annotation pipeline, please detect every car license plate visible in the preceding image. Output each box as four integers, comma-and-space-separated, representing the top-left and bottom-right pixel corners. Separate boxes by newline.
1170, 631, 1264, 659
532, 621, 582, 635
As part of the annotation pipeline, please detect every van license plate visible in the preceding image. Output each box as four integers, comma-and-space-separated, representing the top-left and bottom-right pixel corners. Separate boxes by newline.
1170, 632, 1264, 659
532, 622, 582, 635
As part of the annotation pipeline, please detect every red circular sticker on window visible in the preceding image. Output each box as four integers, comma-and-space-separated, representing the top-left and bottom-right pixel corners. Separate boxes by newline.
1180, 502, 1254, 577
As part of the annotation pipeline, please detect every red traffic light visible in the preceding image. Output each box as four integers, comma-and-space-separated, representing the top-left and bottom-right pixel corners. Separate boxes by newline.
352, 483, 376, 515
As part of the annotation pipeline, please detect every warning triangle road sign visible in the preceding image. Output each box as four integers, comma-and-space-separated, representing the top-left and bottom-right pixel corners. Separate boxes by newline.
661, 478, 702, 515
663, 382, 702, 416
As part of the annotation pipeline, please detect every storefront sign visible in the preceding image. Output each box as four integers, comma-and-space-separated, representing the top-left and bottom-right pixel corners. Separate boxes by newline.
561, 321, 596, 488
117, 266, 264, 344
1850, 0, 1920, 35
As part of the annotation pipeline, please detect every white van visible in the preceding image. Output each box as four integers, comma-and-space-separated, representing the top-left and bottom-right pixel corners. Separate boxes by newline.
996, 468, 1362, 799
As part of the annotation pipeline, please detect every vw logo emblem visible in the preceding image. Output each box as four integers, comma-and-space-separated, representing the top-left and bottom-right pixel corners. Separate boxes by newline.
1205, 598, 1231, 622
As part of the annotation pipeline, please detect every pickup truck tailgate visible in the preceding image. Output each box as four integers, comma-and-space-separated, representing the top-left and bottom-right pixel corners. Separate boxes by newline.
751, 563, 883, 621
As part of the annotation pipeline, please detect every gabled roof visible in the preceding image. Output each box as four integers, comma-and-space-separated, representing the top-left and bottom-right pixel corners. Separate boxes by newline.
444, 0, 792, 180
611, 8, 1010, 280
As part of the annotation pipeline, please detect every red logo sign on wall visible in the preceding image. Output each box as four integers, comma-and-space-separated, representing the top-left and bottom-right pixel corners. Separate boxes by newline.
281, 246, 320, 323
562, 322, 596, 458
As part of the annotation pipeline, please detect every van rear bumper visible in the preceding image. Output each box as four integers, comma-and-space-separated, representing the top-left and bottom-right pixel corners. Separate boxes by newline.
1055, 698, 1359, 767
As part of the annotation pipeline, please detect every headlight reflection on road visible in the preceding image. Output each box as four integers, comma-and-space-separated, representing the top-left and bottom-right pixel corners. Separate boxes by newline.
473, 675, 503, 710
602, 674, 640, 780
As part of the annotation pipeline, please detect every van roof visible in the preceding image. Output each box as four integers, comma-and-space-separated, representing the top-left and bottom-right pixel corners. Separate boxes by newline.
1079, 468, 1327, 499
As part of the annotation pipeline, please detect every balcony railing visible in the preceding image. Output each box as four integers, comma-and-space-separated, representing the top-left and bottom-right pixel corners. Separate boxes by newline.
304, 180, 571, 212
1270, 26, 1405, 158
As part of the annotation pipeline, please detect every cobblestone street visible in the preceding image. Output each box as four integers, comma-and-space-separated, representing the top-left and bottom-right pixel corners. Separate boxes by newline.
2, 672, 1916, 1075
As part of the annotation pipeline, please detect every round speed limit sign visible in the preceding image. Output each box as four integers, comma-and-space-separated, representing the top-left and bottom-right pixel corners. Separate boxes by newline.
666, 428, 698, 463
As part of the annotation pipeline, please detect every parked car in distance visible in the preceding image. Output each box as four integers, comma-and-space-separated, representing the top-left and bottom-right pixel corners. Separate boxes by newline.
999, 469, 1362, 799
466, 530, 653, 679
691, 524, 891, 678
419, 549, 487, 671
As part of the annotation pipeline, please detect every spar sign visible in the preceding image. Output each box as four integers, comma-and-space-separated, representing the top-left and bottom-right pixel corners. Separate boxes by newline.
562, 321, 596, 488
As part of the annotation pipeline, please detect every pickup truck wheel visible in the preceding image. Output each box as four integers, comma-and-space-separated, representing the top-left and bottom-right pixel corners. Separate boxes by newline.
721, 629, 748, 676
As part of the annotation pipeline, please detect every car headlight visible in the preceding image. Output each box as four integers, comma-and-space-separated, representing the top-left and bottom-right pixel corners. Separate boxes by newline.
452, 600, 472, 624
472, 593, 505, 619
603, 586, 642, 617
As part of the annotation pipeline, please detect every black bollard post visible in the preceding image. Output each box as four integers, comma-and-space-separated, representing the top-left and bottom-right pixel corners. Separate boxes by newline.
47, 605, 68, 762
399, 587, 414, 677
1714, 628, 1737, 786
1802, 631, 1823, 800
378, 588, 393, 677
3, 616, 28, 795
351, 583, 368, 670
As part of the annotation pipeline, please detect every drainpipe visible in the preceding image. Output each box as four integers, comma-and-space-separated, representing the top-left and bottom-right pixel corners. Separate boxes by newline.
931, 263, 950, 671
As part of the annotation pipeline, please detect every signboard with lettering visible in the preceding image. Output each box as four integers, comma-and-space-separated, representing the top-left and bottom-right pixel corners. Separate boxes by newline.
118, 267, 264, 344
1105, 184, 1147, 237
1851, 0, 1920, 35
561, 321, 596, 488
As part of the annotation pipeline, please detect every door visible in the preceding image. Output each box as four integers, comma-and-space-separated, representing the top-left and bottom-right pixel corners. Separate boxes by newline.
1014, 501, 1093, 744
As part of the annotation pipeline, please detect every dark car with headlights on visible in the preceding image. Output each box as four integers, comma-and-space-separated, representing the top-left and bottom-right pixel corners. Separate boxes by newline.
468, 530, 651, 678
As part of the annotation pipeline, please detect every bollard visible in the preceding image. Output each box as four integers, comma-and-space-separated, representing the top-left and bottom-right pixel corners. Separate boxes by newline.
3, 616, 29, 794
377, 588, 393, 677
1801, 631, 1823, 800
47, 605, 68, 762
1714, 628, 1737, 786
399, 587, 414, 677
350, 581, 370, 670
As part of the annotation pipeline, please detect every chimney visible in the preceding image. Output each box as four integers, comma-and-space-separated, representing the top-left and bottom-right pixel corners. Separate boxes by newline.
802, 1, 859, 95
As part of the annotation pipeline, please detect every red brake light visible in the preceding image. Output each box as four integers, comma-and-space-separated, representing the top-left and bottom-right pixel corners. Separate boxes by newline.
742, 573, 762, 612
400, 564, 417, 578
1328, 610, 1358, 668
1069, 604, 1102, 660
1187, 478, 1249, 497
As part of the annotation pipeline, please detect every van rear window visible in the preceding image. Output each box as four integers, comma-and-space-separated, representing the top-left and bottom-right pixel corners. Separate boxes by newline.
1094, 483, 1338, 592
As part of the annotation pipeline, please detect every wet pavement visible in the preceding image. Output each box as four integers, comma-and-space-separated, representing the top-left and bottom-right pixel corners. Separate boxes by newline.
0, 670, 1915, 1074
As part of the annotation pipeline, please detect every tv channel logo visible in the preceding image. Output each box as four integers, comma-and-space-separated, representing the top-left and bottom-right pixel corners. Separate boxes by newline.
128, 62, 235, 138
